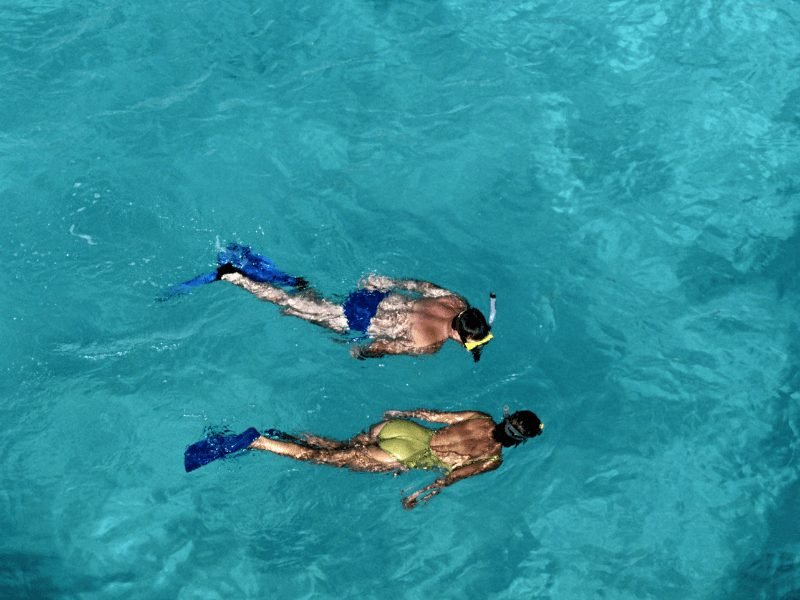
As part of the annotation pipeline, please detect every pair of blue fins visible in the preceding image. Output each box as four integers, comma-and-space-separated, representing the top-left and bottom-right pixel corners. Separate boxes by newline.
166, 242, 307, 297
171, 243, 320, 472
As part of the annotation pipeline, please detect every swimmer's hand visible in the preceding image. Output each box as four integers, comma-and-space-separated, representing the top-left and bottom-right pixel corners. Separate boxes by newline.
359, 274, 393, 291
350, 345, 368, 360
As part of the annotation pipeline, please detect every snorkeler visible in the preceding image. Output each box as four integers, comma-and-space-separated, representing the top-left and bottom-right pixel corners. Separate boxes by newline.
184, 408, 544, 509
168, 243, 495, 361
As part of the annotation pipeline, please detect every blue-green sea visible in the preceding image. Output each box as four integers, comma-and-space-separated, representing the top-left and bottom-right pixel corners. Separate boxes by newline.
2, 1, 799, 598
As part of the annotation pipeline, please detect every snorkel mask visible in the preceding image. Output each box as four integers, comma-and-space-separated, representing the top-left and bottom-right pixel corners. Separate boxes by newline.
502, 405, 527, 443
462, 293, 496, 353
502, 405, 545, 445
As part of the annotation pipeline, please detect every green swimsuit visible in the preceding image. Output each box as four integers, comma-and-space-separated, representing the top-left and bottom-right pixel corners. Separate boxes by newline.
377, 419, 447, 470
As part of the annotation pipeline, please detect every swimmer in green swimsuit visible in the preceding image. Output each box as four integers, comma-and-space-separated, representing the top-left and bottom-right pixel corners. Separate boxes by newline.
245, 408, 544, 508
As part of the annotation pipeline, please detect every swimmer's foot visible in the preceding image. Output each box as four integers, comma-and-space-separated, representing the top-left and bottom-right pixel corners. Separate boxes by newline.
217, 242, 307, 289
215, 262, 239, 280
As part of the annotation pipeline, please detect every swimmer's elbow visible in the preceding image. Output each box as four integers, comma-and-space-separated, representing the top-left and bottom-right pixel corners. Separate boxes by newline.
350, 345, 384, 360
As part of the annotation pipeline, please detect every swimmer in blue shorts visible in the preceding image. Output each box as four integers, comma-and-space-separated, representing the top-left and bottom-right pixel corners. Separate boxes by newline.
171, 243, 494, 361
184, 407, 544, 509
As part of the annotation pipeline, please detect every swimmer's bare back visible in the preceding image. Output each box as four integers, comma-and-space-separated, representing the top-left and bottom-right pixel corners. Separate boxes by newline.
351, 275, 468, 358
366, 293, 466, 349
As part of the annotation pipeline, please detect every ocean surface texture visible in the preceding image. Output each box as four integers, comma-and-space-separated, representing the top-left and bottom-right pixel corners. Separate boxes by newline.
2, 1, 799, 598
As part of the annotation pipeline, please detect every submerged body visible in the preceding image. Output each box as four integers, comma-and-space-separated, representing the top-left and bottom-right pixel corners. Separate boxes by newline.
221, 269, 488, 360
240, 408, 543, 508
184, 409, 543, 508
169, 244, 493, 360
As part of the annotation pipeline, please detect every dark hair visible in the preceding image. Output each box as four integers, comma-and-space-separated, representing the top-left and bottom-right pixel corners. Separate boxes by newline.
493, 410, 544, 447
451, 308, 491, 362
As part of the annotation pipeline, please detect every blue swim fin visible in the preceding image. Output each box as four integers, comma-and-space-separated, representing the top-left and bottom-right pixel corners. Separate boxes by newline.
184, 427, 261, 472
217, 243, 308, 288
162, 271, 219, 298
164, 243, 307, 298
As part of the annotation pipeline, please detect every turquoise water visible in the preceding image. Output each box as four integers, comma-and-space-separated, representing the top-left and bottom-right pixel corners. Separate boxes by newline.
2, 1, 800, 598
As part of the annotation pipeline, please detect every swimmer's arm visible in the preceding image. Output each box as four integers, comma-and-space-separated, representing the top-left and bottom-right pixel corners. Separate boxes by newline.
402, 458, 502, 509
361, 275, 458, 299
383, 409, 491, 424
350, 339, 434, 360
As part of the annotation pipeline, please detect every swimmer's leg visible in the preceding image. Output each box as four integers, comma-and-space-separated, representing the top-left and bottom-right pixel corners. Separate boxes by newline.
221, 272, 349, 332
299, 433, 348, 449
249, 436, 403, 473
301, 421, 390, 449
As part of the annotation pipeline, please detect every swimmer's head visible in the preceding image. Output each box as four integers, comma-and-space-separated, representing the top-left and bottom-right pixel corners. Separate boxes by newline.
452, 308, 492, 362
493, 410, 544, 447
